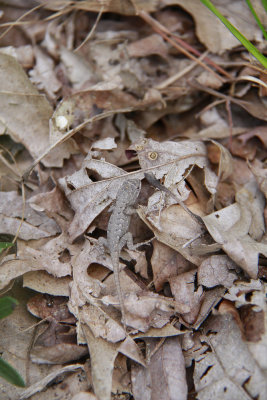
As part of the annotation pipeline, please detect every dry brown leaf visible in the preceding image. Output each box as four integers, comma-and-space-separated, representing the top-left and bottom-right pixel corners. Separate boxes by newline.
118, 336, 146, 367
19, 364, 85, 400
169, 270, 203, 324
27, 294, 75, 323
134, 324, 184, 339
139, 203, 205, 265
42, 0, 157, 15
199, 108, 245, 139
0, 283, 60, 400
71, 240, 103, 300
198, 255, 238, 289
131, 336, 187, 400
103, 291, 175, 332
249, 159, 267, 199
191, 286, 225, 329
132, 138, 217, 196
203, 200, 267, 278
236, 180, 265, 241
72, 393, 97, 400
82, 324, 120, 400
23, 271, 71, 296
182, 331, 208, 367
224, 279, 264, 307
59, 46, 97, 89
194, 314, 267, 400
0, 190, 60, 240
0, 45, 34, 69
50, 88, 139, 145
29, 46, 62, 99
151, 241, 193, 291
238, 305, 264, 342
0, 233, 79, 290
210, 140, 233, 181
78, 303, 126, 343
29, 185, 74, 232
163, 0, 265, 53
30, 321, 88, 364
0, 53, 74, 167
127, 33, 169, 59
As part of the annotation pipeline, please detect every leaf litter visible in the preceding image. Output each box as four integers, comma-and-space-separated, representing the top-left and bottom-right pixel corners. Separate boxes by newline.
0, 1, 266, 400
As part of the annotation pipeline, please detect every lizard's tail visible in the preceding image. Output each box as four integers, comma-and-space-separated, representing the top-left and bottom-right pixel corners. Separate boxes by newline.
111, 252, 127, 332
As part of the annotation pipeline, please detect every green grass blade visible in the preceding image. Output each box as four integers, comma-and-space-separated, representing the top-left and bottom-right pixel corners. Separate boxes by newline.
246, 0, 267, 40
0, 358, 25, 387
0, 296, 18, 319
200, 0, 267, 68
0, 242, 13, 254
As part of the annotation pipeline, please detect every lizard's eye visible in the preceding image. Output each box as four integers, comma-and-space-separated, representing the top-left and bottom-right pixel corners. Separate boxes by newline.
148, 151, 158, 160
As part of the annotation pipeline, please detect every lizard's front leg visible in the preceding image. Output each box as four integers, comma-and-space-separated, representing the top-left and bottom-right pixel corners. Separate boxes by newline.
119, 232, 152, 252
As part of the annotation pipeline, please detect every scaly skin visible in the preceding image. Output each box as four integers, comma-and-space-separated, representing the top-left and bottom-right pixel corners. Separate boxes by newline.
105, 179, 141, 330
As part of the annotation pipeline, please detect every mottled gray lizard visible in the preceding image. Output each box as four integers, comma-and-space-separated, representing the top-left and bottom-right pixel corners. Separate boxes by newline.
100, 179, 141, 330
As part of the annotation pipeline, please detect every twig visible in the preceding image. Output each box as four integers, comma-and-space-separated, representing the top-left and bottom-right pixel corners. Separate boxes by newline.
144, 172, 205, 228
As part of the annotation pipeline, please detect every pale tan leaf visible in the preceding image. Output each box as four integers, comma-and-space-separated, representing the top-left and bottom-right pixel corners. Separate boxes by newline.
72, 393, 97, 400
23, 271, 71, 296
29, 46, 62, 99
0, 191, 60, 240
118, 336, 146, 367
151, 241, 192, 291
59, 47, 96, 89
224, 279, 264, 309
191, 286, 225, 329
19, 364, 84, 400
134, 324, 184, 339
30, 324, 88, 365
169, 270, 204, 324
236, 181, 265, 241
131, 337, 187, 400
194, 314, 267, 400
82, 324, 119, 400
78, 304, 125, 343
210, 140, 233, 181
0, 45, 34, 69
203, 203, 267, 278
139, 203, 205, 265
71, 240, 103, 299
127, 33, 169, 59
50, 88, 139, 146
0, 233, 78, 290
102, 291, 175, 332
198, 108, 244, 140
198, 255, 238, 289
249, 159, 267, 199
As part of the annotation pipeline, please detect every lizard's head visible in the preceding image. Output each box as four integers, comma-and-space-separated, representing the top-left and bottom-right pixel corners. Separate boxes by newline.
120, 179, 141, 203
127, 179, 141, 191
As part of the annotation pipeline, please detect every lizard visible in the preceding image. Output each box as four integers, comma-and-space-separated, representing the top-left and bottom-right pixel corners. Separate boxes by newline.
99, 179, 141, 331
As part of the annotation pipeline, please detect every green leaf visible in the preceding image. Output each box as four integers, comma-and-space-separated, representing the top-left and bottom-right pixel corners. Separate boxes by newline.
0, 358, 25, 387
0, 242, 13, 254
200, 0, 267, 69
0, 297, 18, 319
